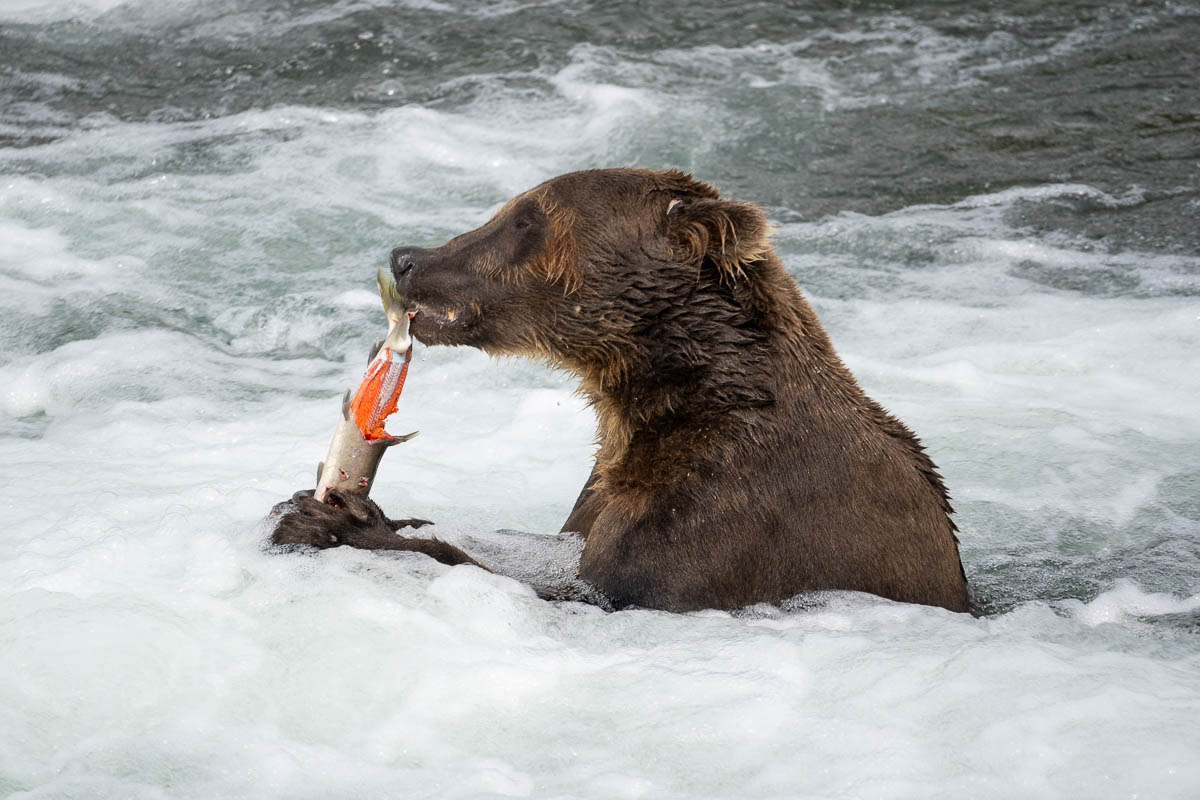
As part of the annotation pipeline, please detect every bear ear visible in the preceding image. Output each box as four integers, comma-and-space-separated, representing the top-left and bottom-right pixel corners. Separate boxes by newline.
667, 197, 771, 282
655, 168, 721, 200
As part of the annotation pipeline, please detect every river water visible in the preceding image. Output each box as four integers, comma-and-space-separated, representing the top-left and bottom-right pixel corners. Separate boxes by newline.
2, 1, 1198, 797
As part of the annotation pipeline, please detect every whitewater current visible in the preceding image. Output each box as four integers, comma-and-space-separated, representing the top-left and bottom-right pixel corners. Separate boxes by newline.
1, 1, 1198, 798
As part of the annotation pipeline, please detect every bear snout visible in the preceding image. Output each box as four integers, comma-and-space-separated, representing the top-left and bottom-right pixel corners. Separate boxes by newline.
390, 246, 422, 282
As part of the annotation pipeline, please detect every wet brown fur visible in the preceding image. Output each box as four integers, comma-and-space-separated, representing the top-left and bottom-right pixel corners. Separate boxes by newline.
272, 168, 970, 613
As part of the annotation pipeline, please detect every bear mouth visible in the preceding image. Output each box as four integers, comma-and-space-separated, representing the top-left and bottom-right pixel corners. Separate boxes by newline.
408, 303, 474, 344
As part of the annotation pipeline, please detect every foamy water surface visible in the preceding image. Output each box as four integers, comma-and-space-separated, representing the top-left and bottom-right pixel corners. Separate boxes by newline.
2, 1, 1199, 797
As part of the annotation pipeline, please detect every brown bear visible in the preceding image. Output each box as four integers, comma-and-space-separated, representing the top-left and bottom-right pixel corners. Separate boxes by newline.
272, 168, 970, 613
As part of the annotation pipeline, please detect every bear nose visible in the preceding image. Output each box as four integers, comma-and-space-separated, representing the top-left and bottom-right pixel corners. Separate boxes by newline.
391, 247, 417, 277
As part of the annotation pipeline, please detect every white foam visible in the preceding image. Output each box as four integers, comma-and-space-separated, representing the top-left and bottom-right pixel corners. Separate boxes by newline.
0, 0, 136, 22
1065, 580, 1200, 627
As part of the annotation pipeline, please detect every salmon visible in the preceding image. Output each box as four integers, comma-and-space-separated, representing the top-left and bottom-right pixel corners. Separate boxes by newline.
314, 268, 417, 502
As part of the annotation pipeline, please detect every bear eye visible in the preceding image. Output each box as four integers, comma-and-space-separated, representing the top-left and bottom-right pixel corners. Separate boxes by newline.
508, 199, 543, 236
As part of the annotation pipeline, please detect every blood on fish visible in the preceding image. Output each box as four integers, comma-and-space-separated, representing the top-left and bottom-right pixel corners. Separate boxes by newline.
348, 345, 412, 440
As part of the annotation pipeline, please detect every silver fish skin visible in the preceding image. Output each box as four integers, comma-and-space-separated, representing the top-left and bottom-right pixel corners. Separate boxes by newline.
313, 391, 415, 501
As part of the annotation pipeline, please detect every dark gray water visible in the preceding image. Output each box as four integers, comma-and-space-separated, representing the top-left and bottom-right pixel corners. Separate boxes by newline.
2, 2, 1199, 797
6, 1, 1200, 229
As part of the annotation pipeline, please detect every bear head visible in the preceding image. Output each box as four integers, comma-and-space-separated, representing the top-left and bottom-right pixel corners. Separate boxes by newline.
391, 168, 782, 399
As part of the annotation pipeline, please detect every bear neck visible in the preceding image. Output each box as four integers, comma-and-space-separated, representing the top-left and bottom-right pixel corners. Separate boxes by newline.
574, 288, 802, 478
573, 266, 899, 493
